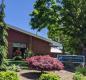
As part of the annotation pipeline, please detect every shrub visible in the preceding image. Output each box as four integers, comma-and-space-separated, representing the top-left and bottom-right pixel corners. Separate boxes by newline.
26, 55, 64, 71
7, 64, 21, 72
24, 48, 34, 58
25, 50, 34, 58
0, 71, 19, 80
7, 59, 28, 70
73, 72, 86, 80
13, 56, 22, 60
39, 72, 60, 80
0, 64, 8, 71
75, 67, 86, 76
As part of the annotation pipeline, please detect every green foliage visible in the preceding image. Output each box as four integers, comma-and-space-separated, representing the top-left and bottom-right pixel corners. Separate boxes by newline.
25, 48, 34, 58
26, 51, 33, 57
7, 64, 21, 72
13, 56, 22, 60
56, 0, 86, 53
39, 72, 60, 80
0, 63, 7, 71
73, 67, 86, 80
0, 0, 8, 67
73, 72, 86, 80
30, 0, 57, 31
30, 0, 86, 53
7, 59, 28, 70
75, 67, 86, 76
0, 71, 19, 80
48, 26, 79, 54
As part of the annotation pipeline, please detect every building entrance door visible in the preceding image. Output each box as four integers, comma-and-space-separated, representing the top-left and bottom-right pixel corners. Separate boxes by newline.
12, 43, 27, 58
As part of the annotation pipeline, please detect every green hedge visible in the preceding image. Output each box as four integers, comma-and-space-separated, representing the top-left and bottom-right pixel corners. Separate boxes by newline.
0, 71, 19, 80
39, 72, 60, 80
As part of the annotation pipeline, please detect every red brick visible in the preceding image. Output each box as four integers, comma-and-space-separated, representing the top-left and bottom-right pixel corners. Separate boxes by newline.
7, 28, 50, 58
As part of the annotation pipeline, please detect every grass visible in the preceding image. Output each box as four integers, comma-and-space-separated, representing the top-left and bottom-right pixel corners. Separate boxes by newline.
7, 59, 29, 70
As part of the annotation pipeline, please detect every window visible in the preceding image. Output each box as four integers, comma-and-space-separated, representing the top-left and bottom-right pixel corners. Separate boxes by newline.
13, 42, 26, 48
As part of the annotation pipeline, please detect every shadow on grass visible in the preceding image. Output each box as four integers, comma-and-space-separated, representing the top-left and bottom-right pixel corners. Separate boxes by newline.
21, 72, 41, 80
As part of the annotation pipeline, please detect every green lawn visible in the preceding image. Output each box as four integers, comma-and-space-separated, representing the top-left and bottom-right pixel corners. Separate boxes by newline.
7, 59, 28, 70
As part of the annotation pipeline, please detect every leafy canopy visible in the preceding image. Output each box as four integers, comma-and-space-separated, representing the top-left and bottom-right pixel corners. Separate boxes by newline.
30, 0, 86, 54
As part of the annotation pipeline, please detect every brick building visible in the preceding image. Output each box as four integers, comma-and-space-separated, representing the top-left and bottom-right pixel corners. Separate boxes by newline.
7, 25, 62, 58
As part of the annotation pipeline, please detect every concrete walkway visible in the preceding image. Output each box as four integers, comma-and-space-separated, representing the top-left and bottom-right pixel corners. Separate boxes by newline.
56, 70, 74, 80
18, 70, 41, 80
18, 70, 74, 80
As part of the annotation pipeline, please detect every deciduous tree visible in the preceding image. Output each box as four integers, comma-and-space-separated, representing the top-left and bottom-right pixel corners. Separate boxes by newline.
30, 0, 86, 54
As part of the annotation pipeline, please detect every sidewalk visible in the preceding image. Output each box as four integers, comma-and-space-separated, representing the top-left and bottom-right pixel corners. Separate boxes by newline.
18, 70, 74, 80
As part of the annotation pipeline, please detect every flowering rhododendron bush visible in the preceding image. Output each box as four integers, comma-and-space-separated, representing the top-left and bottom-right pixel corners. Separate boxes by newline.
26, 55, 64, 71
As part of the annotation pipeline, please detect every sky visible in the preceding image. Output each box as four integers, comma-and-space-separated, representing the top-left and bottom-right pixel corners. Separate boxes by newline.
4, 0, 48, 38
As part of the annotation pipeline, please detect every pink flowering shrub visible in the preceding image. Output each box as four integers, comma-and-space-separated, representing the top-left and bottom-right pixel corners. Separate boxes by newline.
26, 55, 64, 71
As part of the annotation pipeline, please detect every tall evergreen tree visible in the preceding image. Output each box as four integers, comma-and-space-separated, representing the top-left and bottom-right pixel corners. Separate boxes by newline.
0, 0, 8, 67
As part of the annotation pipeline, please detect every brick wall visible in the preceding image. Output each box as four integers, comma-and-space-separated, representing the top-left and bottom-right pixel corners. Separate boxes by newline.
7, 28, 50, 58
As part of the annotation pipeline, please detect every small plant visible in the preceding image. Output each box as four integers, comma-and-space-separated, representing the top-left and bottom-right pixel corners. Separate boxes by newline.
26, 55, 64, 72
39, 72, 60, 80
7, 59, 28, 70
73, 67, 86, 80
7, 64, 21, 72
25, 48, 34, 58
73, 72, 86, 80
75, 67, 86, 76
28, 50, 34, 57
13, 56, 22, 60
0, 64, 7, 71
0, 71, 19, 80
